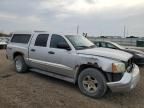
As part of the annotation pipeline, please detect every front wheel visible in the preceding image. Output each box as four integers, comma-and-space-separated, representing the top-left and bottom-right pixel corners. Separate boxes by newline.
14, 56, 28, 73
78, 68, 107, 98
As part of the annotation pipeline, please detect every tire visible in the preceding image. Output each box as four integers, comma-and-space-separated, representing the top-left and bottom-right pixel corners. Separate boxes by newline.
14, 56, 28, 73
78, 68, 107, 98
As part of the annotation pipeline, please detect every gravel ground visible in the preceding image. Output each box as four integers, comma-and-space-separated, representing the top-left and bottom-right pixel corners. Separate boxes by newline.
0, 50, 144, 108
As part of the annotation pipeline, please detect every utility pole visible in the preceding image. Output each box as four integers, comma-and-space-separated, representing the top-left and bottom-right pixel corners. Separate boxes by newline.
77, 25, 79, 35
124, 25, 126, 38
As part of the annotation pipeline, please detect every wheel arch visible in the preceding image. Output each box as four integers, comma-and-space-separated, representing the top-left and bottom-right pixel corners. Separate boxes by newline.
13, 52, 24, 60
75, 63, 108, 84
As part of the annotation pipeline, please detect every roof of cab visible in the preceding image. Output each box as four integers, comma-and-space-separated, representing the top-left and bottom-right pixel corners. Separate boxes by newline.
12, 31, 79, 36
12, 31, 48, 34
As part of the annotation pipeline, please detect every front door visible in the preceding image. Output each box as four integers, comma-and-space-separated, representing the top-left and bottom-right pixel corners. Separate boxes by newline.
47, 34, 76, 78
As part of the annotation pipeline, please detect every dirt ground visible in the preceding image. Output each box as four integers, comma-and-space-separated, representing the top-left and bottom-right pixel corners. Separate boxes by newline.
0, 50, 144, 108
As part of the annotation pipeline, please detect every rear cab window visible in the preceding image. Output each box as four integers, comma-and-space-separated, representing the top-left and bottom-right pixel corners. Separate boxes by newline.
11, 34, 31, 44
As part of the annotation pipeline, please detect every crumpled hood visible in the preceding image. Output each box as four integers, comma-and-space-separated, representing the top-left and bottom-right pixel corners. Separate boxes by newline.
77, 48, 133, 62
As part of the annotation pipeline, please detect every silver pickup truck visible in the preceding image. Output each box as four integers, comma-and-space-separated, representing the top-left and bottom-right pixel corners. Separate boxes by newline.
6, 31, 140, 98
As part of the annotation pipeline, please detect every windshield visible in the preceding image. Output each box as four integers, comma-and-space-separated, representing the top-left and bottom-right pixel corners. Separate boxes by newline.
111, 42, 125, 49
66, 35, 96, 50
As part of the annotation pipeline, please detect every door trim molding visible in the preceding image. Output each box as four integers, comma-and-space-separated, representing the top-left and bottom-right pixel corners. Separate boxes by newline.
27, 58, 73, 71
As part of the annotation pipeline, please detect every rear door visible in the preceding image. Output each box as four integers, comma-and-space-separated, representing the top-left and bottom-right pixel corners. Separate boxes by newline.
29, 33, 49, 71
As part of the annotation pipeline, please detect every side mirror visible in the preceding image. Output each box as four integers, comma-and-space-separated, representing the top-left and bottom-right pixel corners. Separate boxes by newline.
57, 42, 71, 51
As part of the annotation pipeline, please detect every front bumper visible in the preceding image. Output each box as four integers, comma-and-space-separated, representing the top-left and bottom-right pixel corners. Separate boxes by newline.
107, 64, 140, 92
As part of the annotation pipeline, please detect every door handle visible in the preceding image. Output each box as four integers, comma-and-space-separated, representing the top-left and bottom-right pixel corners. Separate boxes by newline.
48, 51, 55, 54
31, 49, 36, 52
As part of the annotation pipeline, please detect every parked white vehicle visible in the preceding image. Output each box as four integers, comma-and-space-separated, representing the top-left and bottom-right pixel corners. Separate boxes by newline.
0, 38, 8, 49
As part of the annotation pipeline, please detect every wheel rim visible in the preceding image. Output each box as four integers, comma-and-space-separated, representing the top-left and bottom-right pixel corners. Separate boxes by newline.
82, 75, 98, 93
15, 59, 22, 72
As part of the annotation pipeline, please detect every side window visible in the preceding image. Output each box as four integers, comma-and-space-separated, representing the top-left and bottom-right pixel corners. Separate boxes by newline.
50, 34, 69, 48
101, 42, 107, 48
106, 43, 117, 49
11, 34, 31, 44
95, 42, 100, 47
35, 34, 49, 47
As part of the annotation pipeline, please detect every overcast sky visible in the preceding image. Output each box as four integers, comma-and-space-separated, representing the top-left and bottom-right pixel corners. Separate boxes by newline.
0, 0, 144, 36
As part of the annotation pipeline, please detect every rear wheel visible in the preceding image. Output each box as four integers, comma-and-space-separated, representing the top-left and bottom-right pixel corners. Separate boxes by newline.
14, 56, 28, 73
78, 68, 107, 98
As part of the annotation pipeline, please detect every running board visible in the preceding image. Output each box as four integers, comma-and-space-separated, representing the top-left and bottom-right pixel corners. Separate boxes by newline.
30, 68, 75, 83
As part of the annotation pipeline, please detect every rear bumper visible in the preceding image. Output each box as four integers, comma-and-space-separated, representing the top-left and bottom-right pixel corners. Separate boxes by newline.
107, 64, 140, 92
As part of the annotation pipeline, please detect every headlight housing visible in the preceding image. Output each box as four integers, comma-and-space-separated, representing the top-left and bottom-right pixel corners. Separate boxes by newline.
112, 63, 126, 73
